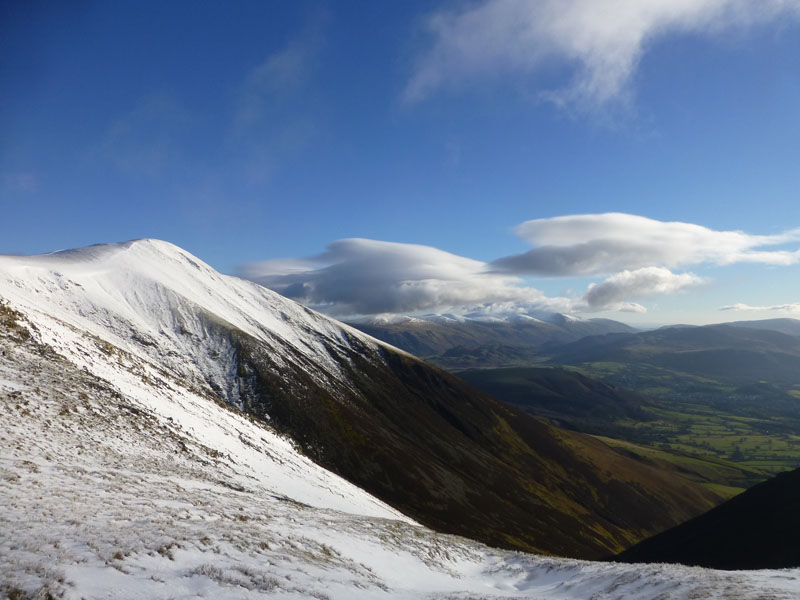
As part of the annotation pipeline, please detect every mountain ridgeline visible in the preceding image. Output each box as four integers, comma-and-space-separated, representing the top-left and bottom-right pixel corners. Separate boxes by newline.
348, 313, 636, 359
549, 323, 800, 386
0, 239, 725, 559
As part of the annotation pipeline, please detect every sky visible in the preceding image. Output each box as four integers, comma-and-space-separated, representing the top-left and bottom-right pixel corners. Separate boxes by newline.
2, 0, 800, 325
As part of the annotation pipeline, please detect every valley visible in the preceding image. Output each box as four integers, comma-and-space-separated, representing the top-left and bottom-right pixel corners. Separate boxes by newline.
355, 317, 800, 491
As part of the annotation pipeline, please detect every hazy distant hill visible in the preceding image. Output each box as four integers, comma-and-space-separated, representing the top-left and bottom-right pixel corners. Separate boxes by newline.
723, 317, 800, 337
532, 322, 800, 475
458, 366, 651, 433
550, 323, 800, 386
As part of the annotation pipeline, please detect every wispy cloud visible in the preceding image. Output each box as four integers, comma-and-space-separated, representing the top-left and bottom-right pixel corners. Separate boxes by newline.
233, 39, 319, 133
720, 302, 800, 313
1, 172, 38, 193
493, 213, 800, 276
98, 93, 192, 177
404, 0, 800, 110
230, 26, 324, 186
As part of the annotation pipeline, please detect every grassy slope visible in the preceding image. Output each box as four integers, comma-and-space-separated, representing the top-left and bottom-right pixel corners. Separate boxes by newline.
226, 323, 724, 560
536, 326, 800, 475
459, 366, 777, 493
560, 361, 800, 474
591, 436, 765, 499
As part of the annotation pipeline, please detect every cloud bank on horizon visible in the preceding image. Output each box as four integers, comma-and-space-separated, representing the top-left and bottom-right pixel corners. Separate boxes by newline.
404, 0, 800, 110
720, 303, 800, 314
240, 213, 800, 319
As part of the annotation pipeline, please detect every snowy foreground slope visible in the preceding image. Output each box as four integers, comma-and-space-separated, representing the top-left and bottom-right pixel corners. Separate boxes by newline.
2, 240, 800, 599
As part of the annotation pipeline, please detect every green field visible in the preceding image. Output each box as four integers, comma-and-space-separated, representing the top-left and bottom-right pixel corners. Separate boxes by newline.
461, 362, 800, 486
564, 361, 800, 475
590, 435, 767, 498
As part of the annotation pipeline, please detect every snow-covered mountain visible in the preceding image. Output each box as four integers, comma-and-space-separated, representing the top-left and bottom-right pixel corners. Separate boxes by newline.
352, 310, 621, 327
349, 310, 635, 361
2, 239, 799, 598
0, 239, 395, 413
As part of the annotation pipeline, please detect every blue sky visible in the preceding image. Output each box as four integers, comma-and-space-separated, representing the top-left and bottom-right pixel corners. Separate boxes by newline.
2, 0, 800, 324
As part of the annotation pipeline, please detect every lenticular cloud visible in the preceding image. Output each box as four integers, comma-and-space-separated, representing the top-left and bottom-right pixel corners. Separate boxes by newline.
493, 213, 800, 277
241, 238, 568, 316
241, 214, 800, 317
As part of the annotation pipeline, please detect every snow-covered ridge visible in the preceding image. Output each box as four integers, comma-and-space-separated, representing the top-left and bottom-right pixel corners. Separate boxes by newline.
0, 240, 407, 519
0, 238, 405, 410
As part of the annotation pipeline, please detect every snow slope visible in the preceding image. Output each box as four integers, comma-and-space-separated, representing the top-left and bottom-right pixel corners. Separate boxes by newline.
2, 239, 800, 599
0, 239, 407, 412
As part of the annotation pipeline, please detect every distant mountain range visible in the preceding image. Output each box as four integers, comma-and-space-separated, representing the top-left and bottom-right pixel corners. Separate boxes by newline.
350, 312, 800, 382
550, 322, 800, 387
617, 466, 800, 569
349, 312, 636, 358
712, 317, 800, 337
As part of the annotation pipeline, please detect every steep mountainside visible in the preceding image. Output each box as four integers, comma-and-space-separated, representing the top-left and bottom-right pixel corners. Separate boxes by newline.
4, 304, 797, 599
349, 313, 635, 358
0, 240, 720, 559
617, 467, 800, 570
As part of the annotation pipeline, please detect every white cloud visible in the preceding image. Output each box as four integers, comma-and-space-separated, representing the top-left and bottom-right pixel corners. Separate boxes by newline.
230, 30, 323, 186
493, 213, 800, 276
234, 41, 316, 132
241, 237, 702, 317
241, 238, 574, 317
720, 302, 800, 313
583, 267, 703, 312
242, 214, 800, 318
404, 0, 800, 109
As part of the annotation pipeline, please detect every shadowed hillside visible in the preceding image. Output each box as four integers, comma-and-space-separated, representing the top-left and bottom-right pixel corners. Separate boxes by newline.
616, 467, 800, 569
